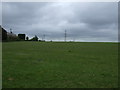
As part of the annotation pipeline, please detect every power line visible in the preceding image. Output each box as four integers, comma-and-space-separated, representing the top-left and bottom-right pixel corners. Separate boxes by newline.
43, 34, 45, 40
42, 34, 45, 41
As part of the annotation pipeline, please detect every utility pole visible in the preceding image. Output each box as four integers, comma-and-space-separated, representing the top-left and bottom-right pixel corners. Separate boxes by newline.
65, 29, 67, 42
43, 34, 45, 41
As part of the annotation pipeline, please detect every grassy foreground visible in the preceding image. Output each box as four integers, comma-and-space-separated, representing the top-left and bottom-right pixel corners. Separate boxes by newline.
0, 42, 2, 89
2, 41, 118, 88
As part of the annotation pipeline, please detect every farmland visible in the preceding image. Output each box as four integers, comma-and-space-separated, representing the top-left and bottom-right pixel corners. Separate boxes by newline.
2, 41, 118, 88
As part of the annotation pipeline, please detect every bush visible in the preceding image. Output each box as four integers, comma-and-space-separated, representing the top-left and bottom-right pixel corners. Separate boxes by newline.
30, 35, 38, 41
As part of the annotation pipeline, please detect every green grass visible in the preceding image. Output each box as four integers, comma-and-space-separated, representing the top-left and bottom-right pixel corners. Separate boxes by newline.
0, 42, 2, 89
2, 41, 118, 88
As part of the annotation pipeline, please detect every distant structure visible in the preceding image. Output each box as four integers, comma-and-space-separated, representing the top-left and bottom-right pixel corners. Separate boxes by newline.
0, 25, 7, 41
65, 30, 67, 42
2, 28, 7, 41
0, 26, 1, 41
0, 25, 38, 42
43, 34, 45, 41
18, 34, 25, 40
42, 34, 45, 41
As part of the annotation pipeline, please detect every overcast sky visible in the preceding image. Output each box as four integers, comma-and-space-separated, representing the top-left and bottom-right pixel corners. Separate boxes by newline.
2, 2, 118, 42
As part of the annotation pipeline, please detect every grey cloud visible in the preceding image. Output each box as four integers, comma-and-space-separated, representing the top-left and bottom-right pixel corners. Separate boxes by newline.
2, 2, 118, 42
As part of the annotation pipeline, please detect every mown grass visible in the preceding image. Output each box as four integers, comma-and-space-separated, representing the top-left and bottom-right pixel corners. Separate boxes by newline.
2, 41, 118, 88
0, 42, 2, 89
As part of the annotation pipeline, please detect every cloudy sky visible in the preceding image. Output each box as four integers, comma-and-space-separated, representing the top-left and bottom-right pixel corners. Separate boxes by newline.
2, 2, 118, 42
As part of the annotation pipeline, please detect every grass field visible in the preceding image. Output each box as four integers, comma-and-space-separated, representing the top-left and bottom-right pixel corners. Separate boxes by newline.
2, 41, 118, 88
0, 42, 2, 89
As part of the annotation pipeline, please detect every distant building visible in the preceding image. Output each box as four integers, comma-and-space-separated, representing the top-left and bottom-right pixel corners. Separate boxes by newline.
0, 26, 27, 41
18, 34, 25, 40
0, 25, 7, 41
2, 28, 7, 41
0, 26, 2, 42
